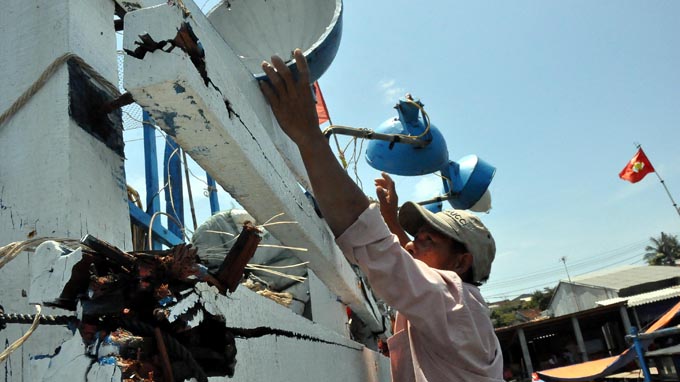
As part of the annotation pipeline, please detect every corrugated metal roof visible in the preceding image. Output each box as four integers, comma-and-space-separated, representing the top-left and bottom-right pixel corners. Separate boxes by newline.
596, 285, 680, 307
567, 265, 680, 291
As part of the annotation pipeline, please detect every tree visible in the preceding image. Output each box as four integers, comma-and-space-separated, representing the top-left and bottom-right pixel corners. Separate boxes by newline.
529, 287, 555, 311
490, 309, 517, 328
644, 232, 680, 266
490, 287, 555, 328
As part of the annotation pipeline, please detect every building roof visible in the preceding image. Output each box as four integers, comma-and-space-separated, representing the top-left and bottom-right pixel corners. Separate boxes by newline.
513, 293, 533, 301
495, 301, 626, 334
515, 308, 543, 322
566, 265, 680, 291
596, 285, 680, 307
646, 343, 680, 357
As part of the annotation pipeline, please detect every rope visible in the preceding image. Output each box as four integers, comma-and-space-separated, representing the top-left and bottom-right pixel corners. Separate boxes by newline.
165, 146, 187, 238
321, 98, 432, 147
148, 211, 187, 250
322, 104, 349, 170
0, 238, 85, 363
0, 312, 74, 326
401, 97, 431, 140
174, 0, 192, 17
0, 305, 42, 363
331, 131, 349, 170
0, 53, 121, 127
0, 237, 81, 270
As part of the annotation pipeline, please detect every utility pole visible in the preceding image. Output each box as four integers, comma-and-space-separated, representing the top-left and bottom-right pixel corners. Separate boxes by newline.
560, 257, 573, 282
561, 257, 583, 312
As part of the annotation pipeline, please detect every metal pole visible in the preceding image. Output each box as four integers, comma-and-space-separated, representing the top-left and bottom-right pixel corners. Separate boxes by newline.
620, 305, 633, 337
571, 317, 589, 362
164, 137, 184, 238
561, 257, 583, 312
637, 144, 680, 219
206, 174, 220, 215
143, 111, 162, 250
630, 326, 653, 382
560, 257, 573, 282
653, 171, 680, 219
517, 328, 533, 377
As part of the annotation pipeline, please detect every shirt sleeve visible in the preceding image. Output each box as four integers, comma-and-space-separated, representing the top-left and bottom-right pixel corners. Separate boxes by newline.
336, 203, 470, 346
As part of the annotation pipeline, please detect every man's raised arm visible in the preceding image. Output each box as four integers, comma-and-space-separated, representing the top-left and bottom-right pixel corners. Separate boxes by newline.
259, 49, 369, 236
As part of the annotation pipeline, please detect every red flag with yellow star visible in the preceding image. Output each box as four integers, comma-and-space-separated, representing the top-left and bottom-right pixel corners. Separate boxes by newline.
313, 82, 330, 125
619, 148, 655, 183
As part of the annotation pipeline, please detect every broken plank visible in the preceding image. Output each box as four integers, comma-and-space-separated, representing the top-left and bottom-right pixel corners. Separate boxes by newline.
192, 282, 391, 381
233, 336, 391, 382
123, 3, 385, 333
195, 282, 362, 350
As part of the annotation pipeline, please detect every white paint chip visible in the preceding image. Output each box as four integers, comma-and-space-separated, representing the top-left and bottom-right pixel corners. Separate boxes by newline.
168, 290, 201, 324
29, 241, 83, 305
40, 332, 92, 382
86, 363, 122, 382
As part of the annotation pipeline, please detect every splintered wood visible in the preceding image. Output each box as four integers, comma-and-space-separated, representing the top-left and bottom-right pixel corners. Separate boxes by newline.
217, 222, 263, 293
17, 226, 263, 382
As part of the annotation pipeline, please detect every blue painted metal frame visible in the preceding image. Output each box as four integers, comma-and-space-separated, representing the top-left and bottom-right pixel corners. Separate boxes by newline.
163, 136, 184, 238
128, 201, 183, 247
206, 174, 220, 215
143, 111, 163, 249
131, 111, 222, 248
630, 326, 653, 382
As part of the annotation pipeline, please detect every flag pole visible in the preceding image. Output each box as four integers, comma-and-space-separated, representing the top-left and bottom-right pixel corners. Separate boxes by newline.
638, 143, 680, 219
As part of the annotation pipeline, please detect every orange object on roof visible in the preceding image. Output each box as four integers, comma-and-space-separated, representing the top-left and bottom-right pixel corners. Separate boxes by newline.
537, 300, 680, 382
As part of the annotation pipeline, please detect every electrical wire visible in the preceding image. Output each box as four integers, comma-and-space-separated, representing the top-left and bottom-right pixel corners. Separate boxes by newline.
484, 247, 648, 297
483, 250, 649, 300
483, 239, 648, 289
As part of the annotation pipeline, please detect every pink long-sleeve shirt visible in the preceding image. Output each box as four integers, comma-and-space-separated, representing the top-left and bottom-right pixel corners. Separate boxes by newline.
336, 204, 504, 382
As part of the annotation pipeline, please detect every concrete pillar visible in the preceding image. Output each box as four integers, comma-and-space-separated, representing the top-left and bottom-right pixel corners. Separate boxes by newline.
0, 0, 130, 249
518, 328, 534, 375
633, 306, 642, 328
0, 0, 131, 379
571, 316, 589, 361
620, 305, 633, 335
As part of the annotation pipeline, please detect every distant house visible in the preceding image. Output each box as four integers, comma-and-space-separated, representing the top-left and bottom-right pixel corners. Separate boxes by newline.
515, 308, 544, 323
497, 265, 680, 380
488, 299, 511, 310
548, 265, 680, 317
514, 293, 534, 303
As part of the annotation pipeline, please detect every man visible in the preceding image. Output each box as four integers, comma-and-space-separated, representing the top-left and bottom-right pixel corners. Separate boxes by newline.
260, 49, 503, 381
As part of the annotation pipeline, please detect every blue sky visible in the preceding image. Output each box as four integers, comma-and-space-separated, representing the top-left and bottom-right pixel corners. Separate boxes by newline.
124, 1, 680, 301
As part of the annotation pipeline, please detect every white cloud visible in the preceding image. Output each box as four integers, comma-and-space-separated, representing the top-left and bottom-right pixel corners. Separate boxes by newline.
378, 79, 406, 104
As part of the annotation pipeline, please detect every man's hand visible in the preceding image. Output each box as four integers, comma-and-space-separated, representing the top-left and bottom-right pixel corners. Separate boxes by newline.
375, 172, 399, 224
375, 172, 410, 247
258, 48, 369, 236
259, 49, 322, 149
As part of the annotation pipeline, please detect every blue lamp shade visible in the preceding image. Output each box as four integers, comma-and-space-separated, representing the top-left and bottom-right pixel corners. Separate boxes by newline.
207, 0, 343, 83
365, 99, 449, 175
440, 156, 496, 211
423, 200, 444, 213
